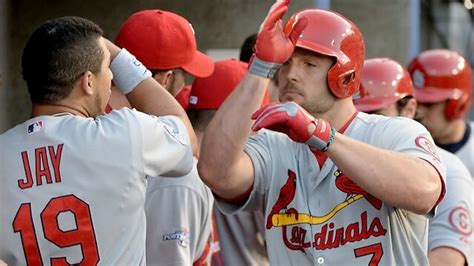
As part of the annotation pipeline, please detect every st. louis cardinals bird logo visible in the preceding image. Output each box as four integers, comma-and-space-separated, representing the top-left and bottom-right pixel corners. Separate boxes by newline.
266, 169, 297, 229
334, 169, 382, 210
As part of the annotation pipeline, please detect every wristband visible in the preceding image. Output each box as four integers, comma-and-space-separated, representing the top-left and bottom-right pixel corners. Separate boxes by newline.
249, 56, 281, 79
306, 126, 336, 152
110, 48, 152, 95
321, 127, 336, 152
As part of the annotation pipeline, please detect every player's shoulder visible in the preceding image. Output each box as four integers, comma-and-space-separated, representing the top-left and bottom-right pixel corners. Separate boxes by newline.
249, 129, 298, 146
98, 107, 144, 122
356, 112, 419, 127
437, 147, 472, 182
355, 112, 426, 133
147, 160, 213, 200
0, 115, 73, 143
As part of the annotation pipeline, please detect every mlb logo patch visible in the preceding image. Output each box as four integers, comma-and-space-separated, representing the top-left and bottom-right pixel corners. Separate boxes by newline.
27, 120, 43, 135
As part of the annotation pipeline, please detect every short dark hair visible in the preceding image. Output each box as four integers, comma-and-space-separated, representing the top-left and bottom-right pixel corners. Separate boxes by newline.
396, 95, 414, 113
22, 16, 104, 103
239, 33, 257, 63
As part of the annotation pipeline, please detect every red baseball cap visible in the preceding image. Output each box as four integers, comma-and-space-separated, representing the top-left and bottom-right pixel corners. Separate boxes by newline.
189, 59, 269, 109
115, 9, 214, 78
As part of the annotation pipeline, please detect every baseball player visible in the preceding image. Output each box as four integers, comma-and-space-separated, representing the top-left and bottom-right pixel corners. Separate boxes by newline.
111, 10, 217, 265
354, 57, 473, 266
198, 1, 447, 265
0, 16, 196, 265
408, 49, 474, 177
188, 58, 270, 266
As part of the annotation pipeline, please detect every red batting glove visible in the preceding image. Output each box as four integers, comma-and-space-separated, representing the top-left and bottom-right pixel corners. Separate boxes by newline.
251, 102, 336, 152
249, 0, 308, 78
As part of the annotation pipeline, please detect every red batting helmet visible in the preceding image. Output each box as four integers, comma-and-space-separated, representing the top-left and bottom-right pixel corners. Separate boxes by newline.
408, 49, 472, 120
284, 9, 365, 99
354, 58, 414, 112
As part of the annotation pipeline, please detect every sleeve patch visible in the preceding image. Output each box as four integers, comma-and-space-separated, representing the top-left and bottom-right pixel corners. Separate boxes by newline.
449, 206, 472, 236
161, 119, 187, 145
415, 136, 441, 164
162, 229, 190, 247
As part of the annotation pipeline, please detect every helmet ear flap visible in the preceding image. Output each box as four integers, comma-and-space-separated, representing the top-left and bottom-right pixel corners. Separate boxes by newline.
445, 93, 471, 120
333, 70, 357, 98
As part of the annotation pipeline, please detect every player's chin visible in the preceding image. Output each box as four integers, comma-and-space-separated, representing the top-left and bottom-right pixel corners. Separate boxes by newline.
280, 93, 304, 105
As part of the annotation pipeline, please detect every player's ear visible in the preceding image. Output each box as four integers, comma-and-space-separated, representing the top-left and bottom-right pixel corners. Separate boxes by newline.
401, 98, 417, 119
80, 71, 94, 96
154, 70, 173, 89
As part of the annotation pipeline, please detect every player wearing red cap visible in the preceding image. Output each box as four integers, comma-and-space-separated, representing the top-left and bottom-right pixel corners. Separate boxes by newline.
188, 59, 270, 266
355, 57, 473, 266
111, 10, 217, 266
109, 9, 214, 110
408, 49, 474, 177
198, 1, 446, 265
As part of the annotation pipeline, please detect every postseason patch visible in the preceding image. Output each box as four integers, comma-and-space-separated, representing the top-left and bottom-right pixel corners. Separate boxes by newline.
160, 118, 187, 145
162, 230, 190, 247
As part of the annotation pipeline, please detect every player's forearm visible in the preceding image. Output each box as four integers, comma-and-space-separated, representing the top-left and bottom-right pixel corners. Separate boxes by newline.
198, 73, 268, 193
105, 38, 198, 155
327, 133, 442, 214
429, 247, 466, 266
126, 80, 198, 155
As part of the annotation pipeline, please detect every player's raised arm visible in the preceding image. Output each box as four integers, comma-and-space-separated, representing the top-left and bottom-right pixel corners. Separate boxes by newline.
197, 0, 307, 199
104, 38, 198, 155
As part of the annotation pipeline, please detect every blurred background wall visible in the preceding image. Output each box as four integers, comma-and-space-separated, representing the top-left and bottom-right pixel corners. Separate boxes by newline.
1, 0, 474, 132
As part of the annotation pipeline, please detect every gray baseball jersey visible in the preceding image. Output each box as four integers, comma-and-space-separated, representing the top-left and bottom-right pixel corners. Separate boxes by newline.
455, 121, 474, 177
217, 112, 446, 265
429, 148, 473, 265
213, 207, 269, 266
0, 108, 193, 265
145, 159, 215, 266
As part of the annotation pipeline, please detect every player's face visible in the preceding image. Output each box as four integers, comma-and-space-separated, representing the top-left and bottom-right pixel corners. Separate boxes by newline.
278, 48, 336, 116
91, 37, 113, 117
415, 101, 449, 141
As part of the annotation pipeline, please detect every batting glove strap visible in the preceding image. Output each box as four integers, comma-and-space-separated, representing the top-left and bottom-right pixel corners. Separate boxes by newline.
306, 120, 336, 152
110, 48, 152, 95
249, 56, 281, 79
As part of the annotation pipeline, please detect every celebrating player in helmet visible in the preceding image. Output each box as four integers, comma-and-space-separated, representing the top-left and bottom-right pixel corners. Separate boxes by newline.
408, 49, 474, 177
355, 57, 473, 266
198, 1, 446, 265
0, 16, 196, 264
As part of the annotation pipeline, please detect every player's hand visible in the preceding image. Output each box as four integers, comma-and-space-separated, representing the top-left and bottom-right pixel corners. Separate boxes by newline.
249, 0, 308, 78
251, 102, 336, 152
104, 38, 121, 60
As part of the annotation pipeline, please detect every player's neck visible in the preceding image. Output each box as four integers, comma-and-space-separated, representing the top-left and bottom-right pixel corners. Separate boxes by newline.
31, 102, 90, 118
316, 98, 357, 131
435, 120, 466, 145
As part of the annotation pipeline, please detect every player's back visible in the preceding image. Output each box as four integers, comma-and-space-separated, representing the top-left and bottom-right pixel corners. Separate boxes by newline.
455, 121, 474, 177
0, 109, 192, 265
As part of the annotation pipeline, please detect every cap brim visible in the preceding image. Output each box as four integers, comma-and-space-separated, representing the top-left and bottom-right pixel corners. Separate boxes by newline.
353, 97, 398, 112
181, 51, 215, 78
414, 87, 458, 103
